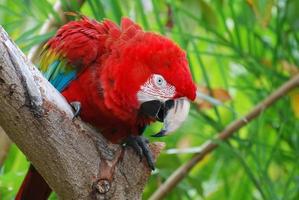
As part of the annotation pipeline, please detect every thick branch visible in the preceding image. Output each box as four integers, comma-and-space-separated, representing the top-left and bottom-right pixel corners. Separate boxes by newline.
0, 126, 11, 165
149, 74, 299, 200
0, 0, 86, 168
0, 26, 163, 199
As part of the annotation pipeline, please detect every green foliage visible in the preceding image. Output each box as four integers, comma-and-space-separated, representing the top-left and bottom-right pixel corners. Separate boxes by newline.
0, 144, 28, 199
1, 0, 299, 199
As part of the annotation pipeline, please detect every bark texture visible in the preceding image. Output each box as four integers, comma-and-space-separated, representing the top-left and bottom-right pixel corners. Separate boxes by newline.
0, 26, 163, 200
0, 126, 11, 165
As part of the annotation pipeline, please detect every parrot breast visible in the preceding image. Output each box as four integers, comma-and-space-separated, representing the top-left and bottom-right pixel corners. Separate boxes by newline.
61, 65, 142, 143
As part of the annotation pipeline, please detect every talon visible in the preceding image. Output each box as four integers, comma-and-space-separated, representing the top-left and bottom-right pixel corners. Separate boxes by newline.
143, 137, 149, 143
124, 136, 143, 160
136, 137, 155, 170
124, 135, 155, 170
70, 101, 81, 118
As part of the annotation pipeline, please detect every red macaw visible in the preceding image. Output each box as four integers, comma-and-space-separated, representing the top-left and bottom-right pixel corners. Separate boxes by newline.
15, 17, 214, 199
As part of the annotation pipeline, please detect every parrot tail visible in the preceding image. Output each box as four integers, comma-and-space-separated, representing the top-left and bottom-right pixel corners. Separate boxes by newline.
16, 164, 52, 200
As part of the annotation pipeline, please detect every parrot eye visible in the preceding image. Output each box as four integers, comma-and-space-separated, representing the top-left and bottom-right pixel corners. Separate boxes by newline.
153, 74, 166, 88
137, 73, 176, 103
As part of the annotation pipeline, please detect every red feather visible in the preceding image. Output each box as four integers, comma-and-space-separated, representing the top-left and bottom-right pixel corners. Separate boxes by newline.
45, 17, 197, 143
15, 165, 51, 200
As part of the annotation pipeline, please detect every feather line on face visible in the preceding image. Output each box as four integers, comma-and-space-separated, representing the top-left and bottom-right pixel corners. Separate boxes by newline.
137, 74, 176, 103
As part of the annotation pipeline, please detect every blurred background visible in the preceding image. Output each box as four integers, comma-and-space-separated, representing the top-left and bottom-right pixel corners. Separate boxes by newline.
0, 0, 299, 199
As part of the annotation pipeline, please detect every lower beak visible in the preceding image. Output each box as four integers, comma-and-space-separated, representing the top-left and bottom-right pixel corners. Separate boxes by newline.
152, 98, 190, 137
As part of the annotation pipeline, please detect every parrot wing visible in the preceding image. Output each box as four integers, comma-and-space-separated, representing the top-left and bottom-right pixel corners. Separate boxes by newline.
39, 17, 126, 92
39, 17, 141, 92
39, 51, 77, 92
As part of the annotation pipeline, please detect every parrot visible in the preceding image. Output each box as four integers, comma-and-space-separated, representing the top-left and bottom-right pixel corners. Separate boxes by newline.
16, 16, 220, 199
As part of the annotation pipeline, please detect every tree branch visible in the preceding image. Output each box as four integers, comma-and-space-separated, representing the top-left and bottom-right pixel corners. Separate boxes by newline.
0, 0, 86, 168
149, 74, 299, 200
0, 26, 163, 199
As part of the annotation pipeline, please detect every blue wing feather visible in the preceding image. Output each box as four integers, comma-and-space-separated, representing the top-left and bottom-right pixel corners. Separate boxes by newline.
39, 52, 78, 92
52, 70, 77, 91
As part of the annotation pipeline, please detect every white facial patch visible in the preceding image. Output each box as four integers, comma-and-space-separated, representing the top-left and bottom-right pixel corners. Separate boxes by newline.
159, 98, 190, 135
137, 74, 176, 103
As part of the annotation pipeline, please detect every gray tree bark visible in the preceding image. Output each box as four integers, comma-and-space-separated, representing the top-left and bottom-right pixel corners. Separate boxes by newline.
0, 26, 163, 200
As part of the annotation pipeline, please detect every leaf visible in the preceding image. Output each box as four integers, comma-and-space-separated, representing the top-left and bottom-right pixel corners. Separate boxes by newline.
110, 0, 123, 24
246, 0, 274, 28
280, 60, 299, 76
135, 0, 150, 30
87, 0, 105, 20
289, 89, 299, 118
187, 176, 204, 197
196, 86, 231, 110
286, 0, 299, 31
174, 0, 218, 32
15, 23, 42, 44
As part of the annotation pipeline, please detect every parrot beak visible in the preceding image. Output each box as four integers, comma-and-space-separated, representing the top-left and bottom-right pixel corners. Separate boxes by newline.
139, 90, 224, 137
139, 98, 190, 137
151, 98, 190, 137
139, 99, 175, 122
139, 100, 164, 121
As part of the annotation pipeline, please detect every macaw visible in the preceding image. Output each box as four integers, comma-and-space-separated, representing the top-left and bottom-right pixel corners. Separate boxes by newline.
16, 17, 219, 199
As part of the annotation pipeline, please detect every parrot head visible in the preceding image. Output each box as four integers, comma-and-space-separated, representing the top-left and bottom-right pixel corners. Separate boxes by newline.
101, 19, 196, 136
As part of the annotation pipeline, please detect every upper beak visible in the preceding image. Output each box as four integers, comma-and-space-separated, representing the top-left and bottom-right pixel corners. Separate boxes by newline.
151, 98, 190, 137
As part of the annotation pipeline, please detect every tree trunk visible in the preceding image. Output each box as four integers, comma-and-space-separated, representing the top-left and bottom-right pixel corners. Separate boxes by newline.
0, 26, 163, 200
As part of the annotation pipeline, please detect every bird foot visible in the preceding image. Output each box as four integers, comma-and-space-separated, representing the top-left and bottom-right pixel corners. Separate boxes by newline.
70, 101, 81, 118
123, 135, 155, 170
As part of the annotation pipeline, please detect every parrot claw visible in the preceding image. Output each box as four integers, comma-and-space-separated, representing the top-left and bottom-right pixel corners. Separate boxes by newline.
124, 135, 155, 170
70, 101, 81, 118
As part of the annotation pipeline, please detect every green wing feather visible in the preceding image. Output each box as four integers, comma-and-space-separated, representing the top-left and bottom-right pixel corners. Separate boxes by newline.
39, 49, 77, 92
